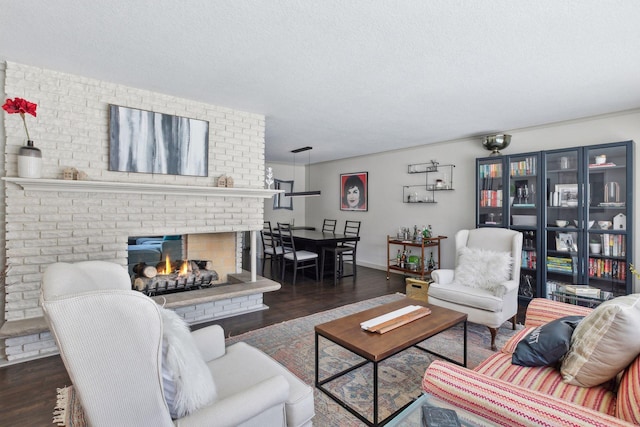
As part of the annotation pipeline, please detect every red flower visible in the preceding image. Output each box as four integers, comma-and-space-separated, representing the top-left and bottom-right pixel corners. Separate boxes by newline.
2, 97, 37, 117
2, 97, 38, 141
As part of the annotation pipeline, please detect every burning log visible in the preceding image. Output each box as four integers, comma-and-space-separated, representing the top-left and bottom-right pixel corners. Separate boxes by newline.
132, 263, 157, 278
133, 270, 218, 294
132, 259, 219, 295
133, 273, 188, 293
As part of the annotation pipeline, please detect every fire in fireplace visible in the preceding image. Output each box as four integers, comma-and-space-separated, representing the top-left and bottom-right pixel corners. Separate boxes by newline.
131, 257, 219, 296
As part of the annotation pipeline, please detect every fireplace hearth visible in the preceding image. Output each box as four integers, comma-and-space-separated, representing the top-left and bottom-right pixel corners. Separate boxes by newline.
131, 259, 219, 296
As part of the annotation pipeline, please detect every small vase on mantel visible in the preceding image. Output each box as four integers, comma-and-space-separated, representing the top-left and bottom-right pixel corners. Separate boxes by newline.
18, 140, 42, 178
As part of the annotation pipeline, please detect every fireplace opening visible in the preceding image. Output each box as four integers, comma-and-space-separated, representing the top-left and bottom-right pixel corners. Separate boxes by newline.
131, 258, 219, 296
127, 233, 239, 296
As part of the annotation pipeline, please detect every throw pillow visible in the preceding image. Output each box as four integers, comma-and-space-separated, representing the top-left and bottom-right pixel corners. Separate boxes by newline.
512, 315, 583, 367
159, 307, 217, 419
561, 294, 640, 387
453, 247, 513, 296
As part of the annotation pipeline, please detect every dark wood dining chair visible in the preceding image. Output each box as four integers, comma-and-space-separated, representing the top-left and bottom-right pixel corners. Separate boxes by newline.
321, 220, 361, 285
260, 221, 284, 278
277, 222, 319, 285
322, 219, 337, 233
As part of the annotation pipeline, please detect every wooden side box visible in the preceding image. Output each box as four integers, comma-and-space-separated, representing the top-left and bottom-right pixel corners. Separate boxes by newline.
406, 278, 431, 302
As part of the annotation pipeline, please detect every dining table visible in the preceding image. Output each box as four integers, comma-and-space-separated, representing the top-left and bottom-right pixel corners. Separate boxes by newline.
267, 228, 361, 278
269, 228, 360, 251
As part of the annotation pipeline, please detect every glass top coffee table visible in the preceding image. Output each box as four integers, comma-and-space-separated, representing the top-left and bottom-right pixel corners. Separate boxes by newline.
386, 393, 497, 427
314, 297, 467, 426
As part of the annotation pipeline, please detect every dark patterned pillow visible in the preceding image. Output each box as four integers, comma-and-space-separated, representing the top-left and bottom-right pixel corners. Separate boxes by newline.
512, 315, 583, 367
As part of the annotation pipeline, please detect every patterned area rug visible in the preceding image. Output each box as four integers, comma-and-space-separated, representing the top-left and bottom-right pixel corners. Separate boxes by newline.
54, 293, 520, 426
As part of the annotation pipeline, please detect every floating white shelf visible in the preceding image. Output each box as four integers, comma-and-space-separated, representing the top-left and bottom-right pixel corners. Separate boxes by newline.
2, 177, 282, 199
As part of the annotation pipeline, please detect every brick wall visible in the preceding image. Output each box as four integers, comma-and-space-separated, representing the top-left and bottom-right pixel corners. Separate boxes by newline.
2, 61, 266, 326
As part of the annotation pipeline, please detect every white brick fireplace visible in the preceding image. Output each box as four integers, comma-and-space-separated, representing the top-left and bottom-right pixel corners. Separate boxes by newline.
0, 62, 278, 364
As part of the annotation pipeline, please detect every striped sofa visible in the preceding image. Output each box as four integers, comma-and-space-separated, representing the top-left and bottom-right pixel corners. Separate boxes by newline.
422, 298, 640, 426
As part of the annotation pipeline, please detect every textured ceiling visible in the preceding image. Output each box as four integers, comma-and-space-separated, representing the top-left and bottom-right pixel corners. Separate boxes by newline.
2, 1, 640, 164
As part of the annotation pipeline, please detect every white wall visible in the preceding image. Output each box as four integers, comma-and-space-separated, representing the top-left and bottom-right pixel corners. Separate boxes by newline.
268, 110, 640, 292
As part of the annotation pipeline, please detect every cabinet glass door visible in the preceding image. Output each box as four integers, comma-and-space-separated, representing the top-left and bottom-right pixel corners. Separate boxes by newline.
477, 157, 505, 227
586, 144, 631, 297
544, 149, 582, 297
508, 153, 540, 299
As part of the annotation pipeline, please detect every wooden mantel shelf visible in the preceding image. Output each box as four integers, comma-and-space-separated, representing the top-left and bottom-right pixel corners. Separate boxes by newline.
2, 177, 283, 199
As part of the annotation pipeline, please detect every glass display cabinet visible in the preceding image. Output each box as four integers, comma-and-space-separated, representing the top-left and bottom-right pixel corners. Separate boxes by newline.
544, 148, 582, 297
477, 157, 505, 227
477, 140, 633, 305
585, 143, 631, 297
508, 152, 541, 299
543, 141, 633, 300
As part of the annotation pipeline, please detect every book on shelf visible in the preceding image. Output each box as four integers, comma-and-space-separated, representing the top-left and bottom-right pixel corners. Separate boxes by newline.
600, 234, 626, 257
588, 258, 626, 280
509, 157, 537, 176
479, 189, 502, 207
479, 163, 502, 179
521, 250, 537, 269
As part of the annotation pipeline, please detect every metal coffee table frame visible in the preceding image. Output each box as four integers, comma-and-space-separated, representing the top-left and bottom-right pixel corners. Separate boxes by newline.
315, 313, 467, 427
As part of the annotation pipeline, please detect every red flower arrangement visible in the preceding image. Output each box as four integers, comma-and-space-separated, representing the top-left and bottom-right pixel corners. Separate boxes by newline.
2, 97, 38, 141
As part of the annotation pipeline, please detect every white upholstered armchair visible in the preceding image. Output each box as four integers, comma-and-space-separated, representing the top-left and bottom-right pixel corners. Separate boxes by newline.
40, 261, 314, 427
428, 228, 523, 350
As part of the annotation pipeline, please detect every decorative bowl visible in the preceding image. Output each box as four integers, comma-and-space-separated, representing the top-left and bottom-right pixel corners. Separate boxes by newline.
574, 220, 596, 229
482, 134, 511, 156
598, 221, 612, 230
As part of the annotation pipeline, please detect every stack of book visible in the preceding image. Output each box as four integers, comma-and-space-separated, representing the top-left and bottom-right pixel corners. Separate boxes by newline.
588, 162, 616, 168
563, 285, 601, 298
547, 256, 573, 274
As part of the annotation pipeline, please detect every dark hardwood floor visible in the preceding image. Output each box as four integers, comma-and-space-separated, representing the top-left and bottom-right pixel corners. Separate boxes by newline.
0, 261, 407, 426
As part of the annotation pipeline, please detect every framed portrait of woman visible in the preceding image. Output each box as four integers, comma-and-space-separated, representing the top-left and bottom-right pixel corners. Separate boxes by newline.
340, 172, 368, 211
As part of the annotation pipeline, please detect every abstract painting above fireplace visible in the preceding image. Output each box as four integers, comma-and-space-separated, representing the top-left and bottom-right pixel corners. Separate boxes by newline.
108, 104, 209, 177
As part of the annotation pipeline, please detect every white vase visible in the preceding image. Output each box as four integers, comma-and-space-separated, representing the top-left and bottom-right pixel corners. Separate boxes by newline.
18, 140, 42, 178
